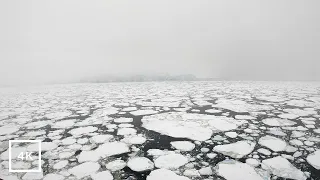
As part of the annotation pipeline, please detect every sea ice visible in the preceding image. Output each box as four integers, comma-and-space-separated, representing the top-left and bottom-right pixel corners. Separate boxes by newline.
91, 171, 113, 180
215, 160, 265, 180
130, 109, 158, 116
170, 141, 195, 151
105, 159, 126, 171
69, 126, 98, 136
147, 169, 190, 180
127, 157, 154, 172
0, 126, 19, 135
213, 141, 256, 158
306, 150, 320, 169
154, 153, 188, 170
68, 162, 100, 179
261, 156, 306, 180
258, 136, 287, 152
262, 118, 296, 127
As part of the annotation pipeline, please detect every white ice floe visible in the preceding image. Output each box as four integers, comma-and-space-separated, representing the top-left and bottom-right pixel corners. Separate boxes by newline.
69, 126, 98, 136
183, 169, 200, 177
59, 151, 73, 159
262, 156, 306, 180
278, 113, 299, 119
215, 160, 266, 180
225, 132, 238, 138
170, 141, 195, 151
90, 135, 113, 144
246, 158, 260, 167
314, 129, 320, 134
258, 135, 287, 152
142, 112, 244, 141
262, 118, 296, 127
284, 108, 317, 117
213, 99, 273, 113
117, 128, 137, 136
213, 141, 256, 158
267, 128, 287, 136
154, 153, 188, 170
61, 137, 76, 145
122, 107, 138, 111
53, 160, 68, 169
205, 109, 222, 113
235, 115, 255, 120
0, 125, 19, 135
25, 120, 51, 129
114, 118, 133, 123
68, 162, 100, 179
306, 150, 320, 169
22, 172, 44, 180
290, 139, 304, 146
43, 174, 65, 180
199, 167, 213, 175
127, 157, 154, 172
27, 142, 58, 152
122, 135, 146, 145
257, 148, 271, 156
52, 119, 75, 129
105, 159, 126, 171
207, 153, 217, 159
91, 171, 113, 180
95, 142, 130, 157
147, 149, 169, 157
147, 168, 190, 180
78, 150, 101, 162
130, 110, 158, 116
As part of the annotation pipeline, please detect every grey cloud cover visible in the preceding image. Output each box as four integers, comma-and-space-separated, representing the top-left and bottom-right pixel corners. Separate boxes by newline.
0, 0, 319, 85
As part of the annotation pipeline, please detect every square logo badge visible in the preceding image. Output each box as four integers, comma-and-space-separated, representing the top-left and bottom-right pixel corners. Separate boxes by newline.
9, 140, 42, 172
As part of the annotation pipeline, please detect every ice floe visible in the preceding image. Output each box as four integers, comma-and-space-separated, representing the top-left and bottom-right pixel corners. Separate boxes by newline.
262, 156, 306, 180
68, 162, 100, 179
262, 118, 296, 127
306, 149, 320, 169
170, 141, 195, 151
147, 169, 190, 180
258, 135, 287, 152
154, 153, 188, 170
213, 141, 256, 158
127, 157, 154, 172
215, 160, 266, 180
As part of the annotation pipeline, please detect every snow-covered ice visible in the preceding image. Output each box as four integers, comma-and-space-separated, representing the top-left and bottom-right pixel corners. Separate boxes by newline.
213, 141, 256, 158
261, 156, 307, 180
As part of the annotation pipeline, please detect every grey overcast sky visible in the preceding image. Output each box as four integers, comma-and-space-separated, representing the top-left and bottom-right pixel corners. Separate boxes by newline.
0, 0, 320, 85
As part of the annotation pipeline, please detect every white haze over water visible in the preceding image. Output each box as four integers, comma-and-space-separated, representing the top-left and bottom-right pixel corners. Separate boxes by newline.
0, 0, 320, 86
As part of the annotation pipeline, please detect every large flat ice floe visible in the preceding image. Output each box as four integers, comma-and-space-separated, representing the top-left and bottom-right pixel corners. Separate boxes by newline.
213, 99, 274, 113
258, 135, 287, 152
154, 153, 188, 170
215, 160, 266, 180
147, 169, 190, 180
127, 157, 154, 172
262, 118, 296, 127
130, 109, 158, 116
213, 141, 256, 158
306, 149, 320, 169
142, 112, 245, 141
68, 126, 98, 136
0, 125, 19, 135
68, 162, 100, 179
262, 156, 306, 180
170, 141, 195, 151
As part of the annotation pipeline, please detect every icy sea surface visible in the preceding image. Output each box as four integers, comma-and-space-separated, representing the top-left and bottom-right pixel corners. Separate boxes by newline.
0, 81, 320, 180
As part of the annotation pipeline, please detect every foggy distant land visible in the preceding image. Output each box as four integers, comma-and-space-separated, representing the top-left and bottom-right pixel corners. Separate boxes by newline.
78, 74, 217, 83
